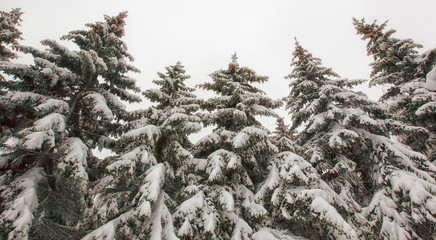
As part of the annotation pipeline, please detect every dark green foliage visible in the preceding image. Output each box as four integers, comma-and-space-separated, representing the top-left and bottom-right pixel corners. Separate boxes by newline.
0, 12, 142, 239
173, 54, 283, 239
354, 18, 436, 158
1, 10, 435, 240
283, 40, 436, 239
0, 8, 23, 62
82, 62, 200, 239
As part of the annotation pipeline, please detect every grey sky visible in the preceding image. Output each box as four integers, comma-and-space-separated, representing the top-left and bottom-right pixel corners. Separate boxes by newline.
2, 0, 436, 139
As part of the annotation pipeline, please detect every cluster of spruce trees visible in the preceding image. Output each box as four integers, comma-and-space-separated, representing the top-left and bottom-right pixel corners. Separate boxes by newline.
0, 9, 435, 240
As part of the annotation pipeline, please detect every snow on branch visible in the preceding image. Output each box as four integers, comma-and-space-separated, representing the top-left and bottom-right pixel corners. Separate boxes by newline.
40, 39, 79, 59
328, 128, 359, 149
150, 195, 179, 240
415, 101, 436, 117
58, 138, 89, 185
310, 196, 359, 239
175, 191, 205, 216
102, 91, 127, 111
107, 147, 156, 174
122, 125, 160, 145
2, 91, 47, 106
1, 168, 45, 240
135, 163, 166, 204
22, 130, 55, 150
36, 99, 70, 114
252, 227, 306, 240
33, 113, 66, 132
82, 209, 135, 240
223, 212, 253, 240
232, 126, 268, 148
206, 149, 241, 182
84, 92, 114, 120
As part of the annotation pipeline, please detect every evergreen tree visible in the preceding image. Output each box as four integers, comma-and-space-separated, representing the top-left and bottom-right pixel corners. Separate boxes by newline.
255, 151, 360, 239
258, 118, 360, 239
272, 117, 300, 154
173, 54, 282, 239
0, 8, 23, 134
143, 61, 201, 171
0, 8, 23, 63
0, 12, 141, 239
282, 41, 436, 239
353, 18, 436, 159
83, 62, 201, 239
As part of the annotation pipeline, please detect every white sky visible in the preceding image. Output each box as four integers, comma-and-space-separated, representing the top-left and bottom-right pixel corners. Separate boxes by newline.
3, 0, 436, 143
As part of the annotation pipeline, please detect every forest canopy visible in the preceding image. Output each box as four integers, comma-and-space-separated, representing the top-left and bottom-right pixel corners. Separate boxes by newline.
0, 9, 435, 240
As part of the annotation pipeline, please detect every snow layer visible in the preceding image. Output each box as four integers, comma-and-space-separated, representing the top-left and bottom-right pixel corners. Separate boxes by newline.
23, 130, 55, 150
33, 113, 66, 132
176, 192, 204, 215
123, 125, 160, 144
415, 101, 436, 116
204, 211, 217, 233
233, 126, 267, 148
107, 147, 156, 173
310, 196, 359, 239
1, 168, 45, 240
219, 189, 235, 212
223, 212, 253, 240
206, 149, 240, 182
84, 93, 114, 120
252, 227, 307, 240
81, 210, 135, 240
36, 99, 69, 114
136, 163, 165, 203
58, 138, 89, 184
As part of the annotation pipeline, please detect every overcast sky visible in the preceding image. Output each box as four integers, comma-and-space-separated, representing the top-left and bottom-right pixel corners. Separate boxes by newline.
3, 0, 436, 141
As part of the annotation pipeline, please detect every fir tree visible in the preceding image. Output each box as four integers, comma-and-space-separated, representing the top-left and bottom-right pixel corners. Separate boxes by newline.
271, 117, 300, 153
0, 8, 23, 63
143, 61, 201, 170
353, 18, 436, 159
0, 8, 23, 136
0, 12, 141, 239
174, 54, 282, 239
83, 62, 201, 239
283, 41, 436, 239
255, 152, 360, 239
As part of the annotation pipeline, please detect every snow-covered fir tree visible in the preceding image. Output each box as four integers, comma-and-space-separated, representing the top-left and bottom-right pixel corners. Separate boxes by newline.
0, 8, 23, 63
257, 118, 361, 239
1, 8, 435, 240
353, 18, 436, 159
271, 118, 300, 154
255, 151, 360, 239
173, 54, 283, 239
83, 62, 201, 239
282, 40, 436, 239
143, 61, 202, 171
0, 12, 141, 239
0, 7, 23, 139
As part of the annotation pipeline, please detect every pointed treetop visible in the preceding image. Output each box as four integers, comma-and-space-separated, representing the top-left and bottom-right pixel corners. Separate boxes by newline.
352, 18, 393, 45
164, 61, 188, 80
231, 52, 238, 62
104, 11, 128, 37
82, 11, 128, 38
229, 52, 239, 70
273, 117, 289, 137
288, 40, 339, 81
353, 17, 423, 86
61, 11, 134, 62
144, 61, 197, 110
157, 61, 190, 87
